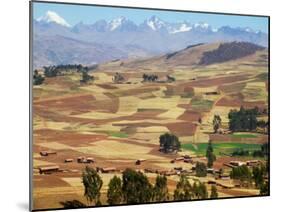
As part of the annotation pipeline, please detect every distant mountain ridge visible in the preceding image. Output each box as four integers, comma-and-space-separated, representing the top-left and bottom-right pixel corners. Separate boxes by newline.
33, 11, 268, 68
114, 41, 267, 70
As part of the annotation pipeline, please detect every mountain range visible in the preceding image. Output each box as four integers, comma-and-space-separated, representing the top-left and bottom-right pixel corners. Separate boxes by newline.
33, 11, 268, 68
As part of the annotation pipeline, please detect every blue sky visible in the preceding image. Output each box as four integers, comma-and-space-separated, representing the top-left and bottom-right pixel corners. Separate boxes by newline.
33, 2, 268, 32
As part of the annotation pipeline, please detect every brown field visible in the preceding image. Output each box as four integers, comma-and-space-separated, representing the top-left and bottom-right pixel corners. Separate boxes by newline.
32, 48, 268, 210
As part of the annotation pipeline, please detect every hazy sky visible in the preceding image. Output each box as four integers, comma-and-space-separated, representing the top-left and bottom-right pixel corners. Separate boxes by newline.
33, 1, 268, 32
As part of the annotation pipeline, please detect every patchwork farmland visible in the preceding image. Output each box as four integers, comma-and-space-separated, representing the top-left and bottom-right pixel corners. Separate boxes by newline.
32, 42, 269, 210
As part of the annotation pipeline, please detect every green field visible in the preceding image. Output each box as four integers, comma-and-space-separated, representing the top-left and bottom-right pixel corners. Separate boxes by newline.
190, 97, 213, 112
231, 133, 258, 139
107, 131, 129, 138
182, 142, 261, 156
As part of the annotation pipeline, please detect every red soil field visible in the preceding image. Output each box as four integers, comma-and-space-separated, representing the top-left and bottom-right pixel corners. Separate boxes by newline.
178, 110, 201, 122
184, 74, 250, 87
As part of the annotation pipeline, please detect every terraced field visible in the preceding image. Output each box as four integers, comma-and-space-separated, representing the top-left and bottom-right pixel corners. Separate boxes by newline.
32, 44, 269, 210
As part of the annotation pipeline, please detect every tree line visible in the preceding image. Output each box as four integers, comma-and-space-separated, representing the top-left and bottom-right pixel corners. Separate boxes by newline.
43, 64, 90, 77
231, 143, 269, 158
33, 64, 94, 85
228, 106, 265, 132
81, 166, 218, 207
230, 163, 269, 195
211, 106, 268, 134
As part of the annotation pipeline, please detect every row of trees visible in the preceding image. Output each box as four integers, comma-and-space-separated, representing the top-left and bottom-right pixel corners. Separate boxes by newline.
228, 106, 258, 132
252, 143, 269, 157
231, 143, 269, 158
43, 64, 89, 77
142, 74, 158, 82
174, 175, 218, 200
82, 167, 218, 206
212, 106, 268, 134
230, 163, 269, 195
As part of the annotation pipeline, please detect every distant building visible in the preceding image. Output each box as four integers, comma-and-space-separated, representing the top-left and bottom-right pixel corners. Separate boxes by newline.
40, 151, 57, 156
39, 166, 59, 174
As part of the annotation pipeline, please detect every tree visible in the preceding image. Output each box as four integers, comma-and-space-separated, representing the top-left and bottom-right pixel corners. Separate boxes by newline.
82, 166, 103, 205
253, 164, 266, 188
195, 162, 207, 177
228, 106, 258, 132
153, 175, 169, 202
81, 71, 94, 84
206, 140, 216, 168
159, 133, 181, 153
253, 143, 269, 158
210, 185, 218, 198
174, 175, 193, 201
192, 182, 208, 199
113, 72, 125, 83
259, 181, 269, 195
107, 175, 123, 205
33, 69, 45, 85
213, 115, 222, 133
60, 200, 87, 209
142, 74, 158, 82
230, 165, 252, 186
122, 169, 153, 204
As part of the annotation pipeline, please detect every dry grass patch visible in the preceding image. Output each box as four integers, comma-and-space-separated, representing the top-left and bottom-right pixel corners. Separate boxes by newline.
33, 159, 56, 168
117, 96, 140, 115
243, 82, 267, 102
72, 111, 121, 120
138, 96, 180, 110
135, 126, 170, 133
158, 107, 185, 119
76, 139, 162, 160
37, 142, 74, 150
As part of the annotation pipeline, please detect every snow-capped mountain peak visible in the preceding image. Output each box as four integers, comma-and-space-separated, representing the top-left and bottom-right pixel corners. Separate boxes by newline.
169, 22, 193, 34
194, 22, 210, 29
146, 16, 166, 31
109, 16, 127, 31
36, 11, 71, 27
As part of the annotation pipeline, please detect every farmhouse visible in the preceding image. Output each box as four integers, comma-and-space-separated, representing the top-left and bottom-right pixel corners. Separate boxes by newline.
174, 167, 183, 171
170, 157, 184, 163
205, 91, 220, 95
216, 181, 235, 189
207, 180, 217, 185
64, 158, 73, 163
184, 158, 193, 163
86, 157, 95, 163
40, 151, 57, 156
99, 167, 117, 173
39, 166, 60, 174
183, 155, 192, 159
230, 161, 246, 167
246, 160, 260, 166
77, 156, 94, 163
207, 168, 215, 174
217, 128, 230, 134
218, 173, 231, 180
158, 169, 178, 176
145, 168, 157, 173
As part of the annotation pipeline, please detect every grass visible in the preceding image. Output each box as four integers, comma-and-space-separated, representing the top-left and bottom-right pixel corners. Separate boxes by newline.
231, 133, 257, 139
190, 97, 213, 112
107, 131, 129, 138
256, 73, 268, 81
181, 142, 261, 156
